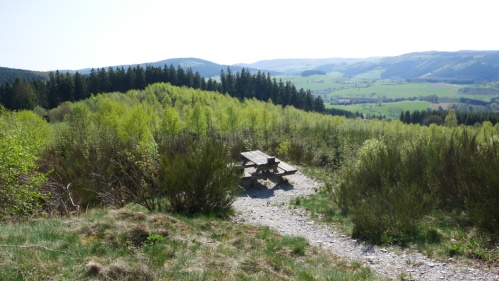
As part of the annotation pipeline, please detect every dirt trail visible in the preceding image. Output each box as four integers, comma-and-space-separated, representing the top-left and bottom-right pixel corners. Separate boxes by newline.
232, 172, 498, 281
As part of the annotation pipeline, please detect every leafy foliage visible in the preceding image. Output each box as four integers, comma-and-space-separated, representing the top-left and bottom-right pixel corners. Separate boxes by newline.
159, 137, 241, 213
0, 109, 51, 221
334, 124, 499, 244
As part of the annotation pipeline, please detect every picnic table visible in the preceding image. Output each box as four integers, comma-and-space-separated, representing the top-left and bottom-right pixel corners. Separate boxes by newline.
240, 150, 297, 181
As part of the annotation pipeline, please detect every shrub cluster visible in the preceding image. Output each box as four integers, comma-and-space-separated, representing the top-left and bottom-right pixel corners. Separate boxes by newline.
0, 109, 51, 221
159, 137, 241, 213
39, 93, 242, 215
334, 125, 499, 243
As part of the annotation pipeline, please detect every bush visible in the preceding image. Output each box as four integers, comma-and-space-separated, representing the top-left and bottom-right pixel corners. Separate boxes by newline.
0, 110, 51, 221
334, 138, 438, 243
335, 127, 499, 243
159, 137, 241, 214
437, 129, 499, 233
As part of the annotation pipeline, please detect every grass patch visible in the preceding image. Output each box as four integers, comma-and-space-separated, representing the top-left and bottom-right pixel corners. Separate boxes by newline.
294, 166, 354, 234
0, 205, 380, 280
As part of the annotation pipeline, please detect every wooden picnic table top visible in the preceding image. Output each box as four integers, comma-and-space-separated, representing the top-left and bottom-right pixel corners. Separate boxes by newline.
241, 150, 280, 166
239, 150, 298, 181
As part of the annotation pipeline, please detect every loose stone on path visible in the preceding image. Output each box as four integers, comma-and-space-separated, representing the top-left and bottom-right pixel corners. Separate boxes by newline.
232, 172, 499, 281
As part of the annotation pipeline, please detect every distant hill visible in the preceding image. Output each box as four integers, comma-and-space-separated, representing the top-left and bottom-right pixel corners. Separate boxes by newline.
239, 51, 499, 82
236, 58, 382, 75
2, 51, 499, 84
76, 57, 271, 78
0, 67, 49, 84
337, 51, 499, 82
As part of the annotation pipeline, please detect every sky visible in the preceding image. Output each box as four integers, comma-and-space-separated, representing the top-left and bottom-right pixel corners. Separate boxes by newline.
0, 0, 497, 71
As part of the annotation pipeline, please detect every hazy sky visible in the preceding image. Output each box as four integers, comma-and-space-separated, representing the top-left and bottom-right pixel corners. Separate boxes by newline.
1, 0, 497, 71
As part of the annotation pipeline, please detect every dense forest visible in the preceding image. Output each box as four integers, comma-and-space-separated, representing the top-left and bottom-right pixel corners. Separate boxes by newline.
0, 66, 48, 84
0, 64, 334, 115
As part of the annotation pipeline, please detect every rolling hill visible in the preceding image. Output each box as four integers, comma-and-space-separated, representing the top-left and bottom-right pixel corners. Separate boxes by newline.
338, 51, 499, 82
0, 67, 49, 84
75, 57, 271, 78
2, 51, 499, 83
240, 51, 499, 83
235, 57, 382, 74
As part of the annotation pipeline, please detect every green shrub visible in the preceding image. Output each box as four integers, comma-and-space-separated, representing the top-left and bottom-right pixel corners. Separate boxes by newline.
47, 102, 70, 122
335, 126, 499, 243
437, 129, 499, 233
159, 137, 241, 214
0, 110, 51, 221
335, 138, 438, 244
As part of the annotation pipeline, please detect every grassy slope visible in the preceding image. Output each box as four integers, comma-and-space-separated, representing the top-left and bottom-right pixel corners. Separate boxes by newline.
0, 205, 379, 281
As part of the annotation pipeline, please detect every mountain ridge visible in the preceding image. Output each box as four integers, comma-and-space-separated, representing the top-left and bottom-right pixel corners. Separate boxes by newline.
1, 50, 499, 84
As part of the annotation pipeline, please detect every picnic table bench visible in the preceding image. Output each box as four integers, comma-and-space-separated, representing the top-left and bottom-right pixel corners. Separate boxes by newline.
240, 150, 297, 181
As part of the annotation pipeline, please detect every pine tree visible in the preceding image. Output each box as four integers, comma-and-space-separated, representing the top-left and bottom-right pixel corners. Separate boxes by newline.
88, 68, 100, 95
74, 72, 88, 101
126, 66, 136, 90
11, 78, 38, 109
134, 65, 147, 89
61, 72, 75, 102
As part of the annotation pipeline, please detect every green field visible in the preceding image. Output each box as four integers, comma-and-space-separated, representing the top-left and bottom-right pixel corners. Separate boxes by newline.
275, 74, 499, 102
329, 101, 432, 118
275, 74, 347, 91
328, 81, 462, 100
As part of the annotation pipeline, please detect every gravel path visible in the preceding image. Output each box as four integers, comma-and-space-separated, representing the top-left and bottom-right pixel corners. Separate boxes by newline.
232, 172, 499, 281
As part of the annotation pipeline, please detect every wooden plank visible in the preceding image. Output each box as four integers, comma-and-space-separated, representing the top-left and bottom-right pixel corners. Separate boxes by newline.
274, 157, 297, 173
248, 150, 271, 165
241, 151, 266, 165
241, 150, 279, 166
239, 151, 297, 182
276, 167, 297, 176
253, 163, 279, 174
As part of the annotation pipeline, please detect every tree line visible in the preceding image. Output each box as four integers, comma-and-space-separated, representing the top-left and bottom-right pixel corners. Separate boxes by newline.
400, 108, 499, 126
0, 64, 328, 114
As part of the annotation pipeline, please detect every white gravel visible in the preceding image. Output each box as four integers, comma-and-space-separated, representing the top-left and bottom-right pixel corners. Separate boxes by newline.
232, 172, 499, 281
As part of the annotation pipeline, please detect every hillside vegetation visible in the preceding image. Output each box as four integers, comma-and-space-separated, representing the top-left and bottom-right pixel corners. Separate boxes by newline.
1, 82, 498, 276
0, 65, 326, 116
0, 204, 376, 280
0, 67, 49, 84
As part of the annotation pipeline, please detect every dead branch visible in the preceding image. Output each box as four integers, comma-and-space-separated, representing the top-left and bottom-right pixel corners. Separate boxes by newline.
66, 183, 80, 215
